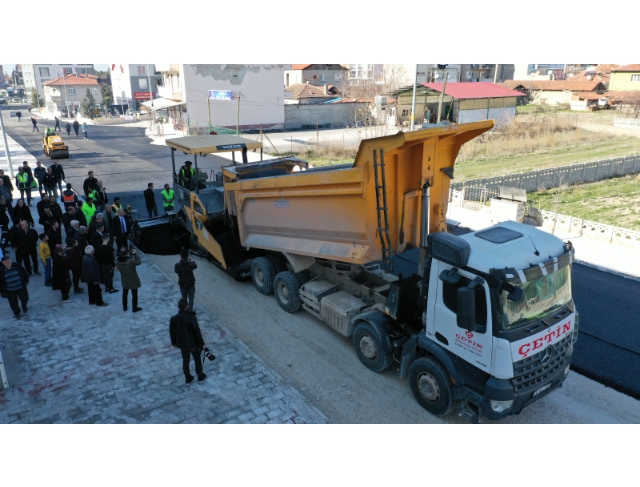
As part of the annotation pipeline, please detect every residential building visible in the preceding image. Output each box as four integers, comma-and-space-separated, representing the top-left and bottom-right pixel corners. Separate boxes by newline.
153, 64, 289, 134
12, 65, 24, 88
502, 80, 605, 105
513, 64, 594, 81
284, 65, 348, 88
391, 82, 524, 127
284, 83, 339, 104
609, 64, 640, 91
43, 74, 103, 117
109, 64, 162, 112
22, 64, 95, 96
0, 66, 5, 90
346, 64, 384, 86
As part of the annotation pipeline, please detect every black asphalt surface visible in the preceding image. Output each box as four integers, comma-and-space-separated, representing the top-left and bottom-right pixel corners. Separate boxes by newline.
4, 106, 640, 400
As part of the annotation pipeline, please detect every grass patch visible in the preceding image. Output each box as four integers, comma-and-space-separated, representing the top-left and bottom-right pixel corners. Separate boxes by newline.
530, 174, 640, 230
271, 142, 357, 167
456, 117, 640, 181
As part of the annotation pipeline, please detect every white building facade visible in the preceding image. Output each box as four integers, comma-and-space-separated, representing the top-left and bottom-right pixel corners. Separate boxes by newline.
109, 64, 162, 113
154, 64, 288, 133
22, 64, 95, 95
43, 74, 103, 117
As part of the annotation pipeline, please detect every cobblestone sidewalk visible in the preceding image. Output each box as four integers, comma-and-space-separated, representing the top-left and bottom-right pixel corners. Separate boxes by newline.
0, 252, 326, 424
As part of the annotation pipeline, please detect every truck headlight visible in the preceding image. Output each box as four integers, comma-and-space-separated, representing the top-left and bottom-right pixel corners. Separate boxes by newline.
490, 400, 514, 413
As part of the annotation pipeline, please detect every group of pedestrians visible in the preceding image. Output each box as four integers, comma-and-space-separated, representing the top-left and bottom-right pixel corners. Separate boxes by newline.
31, 115, 86, 138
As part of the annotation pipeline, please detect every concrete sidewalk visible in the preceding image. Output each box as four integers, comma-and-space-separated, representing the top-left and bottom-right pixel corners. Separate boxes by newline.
0, 247, 326, 424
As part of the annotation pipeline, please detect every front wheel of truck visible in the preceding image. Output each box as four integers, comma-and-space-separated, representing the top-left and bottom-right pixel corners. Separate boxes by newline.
408, 358, 454, 417
251, 257, 275, 295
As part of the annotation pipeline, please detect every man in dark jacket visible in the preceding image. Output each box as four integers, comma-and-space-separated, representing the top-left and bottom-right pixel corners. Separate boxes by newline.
143, 183, 158, 219
170, 298, 207, 384
83, 171, 98, 198
64, 238, 84, 294
50, 160, 66, 198
42, 167, 57, 198
62, 206, 86, 233
112, 208, 131, 250
175, 249, 197, 314
33, 161, 47, 195
0, 255, 30, 318
13, 220, 40, 275
82, 245, 107, 306
96, 234, 117, 294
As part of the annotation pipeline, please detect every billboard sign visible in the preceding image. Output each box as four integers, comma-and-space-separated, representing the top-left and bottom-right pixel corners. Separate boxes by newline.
134, 92, 155, 101
208, 90, 234, 101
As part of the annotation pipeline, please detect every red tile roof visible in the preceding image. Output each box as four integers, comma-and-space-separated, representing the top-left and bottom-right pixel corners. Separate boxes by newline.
422, 82, 525, 99
612, 64, 640, 72
502, 80, 603, 92
43, 73, 100, 86
291, 64, 312, 70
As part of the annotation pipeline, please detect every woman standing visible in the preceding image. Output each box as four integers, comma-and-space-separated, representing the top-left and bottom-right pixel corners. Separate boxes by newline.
13, 199, 34, 227
115, 247, 142, 313
82, 122, 88, 140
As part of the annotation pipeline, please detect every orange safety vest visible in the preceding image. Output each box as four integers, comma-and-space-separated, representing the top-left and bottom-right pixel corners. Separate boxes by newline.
62, 191, 76, 203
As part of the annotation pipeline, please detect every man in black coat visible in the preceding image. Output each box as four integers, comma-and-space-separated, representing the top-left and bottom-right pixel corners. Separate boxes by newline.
170, 298, 207, 384
112, 208, 131, 250
42, 168, 57, 198
33, 161, 47, 195
82, 245, 107, 306
0, 255, 30, 318
95, 233, 117, 294
83, 171, 98, 198
46, 221, 62, 251
143, 183, 158, 219
50, 160, 66, 198
12, 220, 40, 276
62, 206, 86, 234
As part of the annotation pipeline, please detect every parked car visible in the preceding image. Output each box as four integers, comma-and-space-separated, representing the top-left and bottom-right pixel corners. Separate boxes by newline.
0, 99, 7, 105
11, 97, 21, 103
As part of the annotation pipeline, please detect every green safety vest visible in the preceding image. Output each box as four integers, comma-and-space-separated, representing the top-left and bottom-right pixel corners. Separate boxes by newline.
89, 189, 99, 202
180, 167, 195, 181
17, 173, 29, 189
161, 189, 175, 208
82, 202, 96, 222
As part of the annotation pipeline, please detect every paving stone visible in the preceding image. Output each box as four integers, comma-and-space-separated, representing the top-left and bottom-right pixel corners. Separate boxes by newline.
0, 248, 326, 425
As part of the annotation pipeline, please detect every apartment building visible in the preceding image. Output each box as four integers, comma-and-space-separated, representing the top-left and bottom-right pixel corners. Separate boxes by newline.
22, 64, 95, 95
109, 64, 162, 112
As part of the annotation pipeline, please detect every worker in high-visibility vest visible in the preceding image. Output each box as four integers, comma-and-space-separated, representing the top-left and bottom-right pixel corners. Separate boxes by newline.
161, 184, 175, 215
178, 161, 196, 190
82, 197, 97, 224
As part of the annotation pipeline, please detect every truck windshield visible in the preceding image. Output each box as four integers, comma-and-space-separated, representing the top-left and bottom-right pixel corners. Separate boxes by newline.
498, 266, 572, 331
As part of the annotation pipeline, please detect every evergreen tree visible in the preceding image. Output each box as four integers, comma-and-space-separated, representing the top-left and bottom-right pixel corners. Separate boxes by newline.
80, 88, 96, 118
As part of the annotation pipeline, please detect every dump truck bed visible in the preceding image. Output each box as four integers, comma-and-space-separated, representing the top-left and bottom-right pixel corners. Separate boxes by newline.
222, 121, 493, 265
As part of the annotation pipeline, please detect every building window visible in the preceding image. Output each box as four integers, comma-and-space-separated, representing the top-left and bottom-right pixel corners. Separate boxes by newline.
320, 73, 326, 82
632, 75, 640, 82
139, 78, 148, 89
90, 88, 98, 95
77, 68, 87, 74
138, 65, 147, 76
39, 67, 50, 77
63, 67, 73, 74
67, 88, 76, 95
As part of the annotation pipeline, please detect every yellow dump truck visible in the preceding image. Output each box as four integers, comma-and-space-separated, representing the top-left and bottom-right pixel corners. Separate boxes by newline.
43, 134, 70, 159
136, 124, 578, 421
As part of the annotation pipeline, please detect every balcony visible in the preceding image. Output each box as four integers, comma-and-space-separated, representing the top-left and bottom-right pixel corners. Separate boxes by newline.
157, 85, 182, 101
155, 64, 180, 73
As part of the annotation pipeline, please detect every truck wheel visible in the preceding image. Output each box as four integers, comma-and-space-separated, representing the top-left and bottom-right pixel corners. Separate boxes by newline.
274, 271, 302, 313
352, 321, 393, 373
251, 257, 275, 295
408, 358, 454, 417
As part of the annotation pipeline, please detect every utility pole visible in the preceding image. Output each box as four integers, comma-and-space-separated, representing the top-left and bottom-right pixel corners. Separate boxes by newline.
437, 65, 449, 124
146, 65, 154, 108
494, 64, 500, 84
410, 63, 418, 131
0, 108, 15, 177
236, 92, 241, 135
62, 73, 68, 117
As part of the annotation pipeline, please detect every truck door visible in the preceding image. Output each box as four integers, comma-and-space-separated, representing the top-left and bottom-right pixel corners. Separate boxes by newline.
432, 262, 493, 373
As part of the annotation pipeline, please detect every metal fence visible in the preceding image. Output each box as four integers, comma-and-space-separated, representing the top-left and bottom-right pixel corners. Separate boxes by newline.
452, 154, 640, 197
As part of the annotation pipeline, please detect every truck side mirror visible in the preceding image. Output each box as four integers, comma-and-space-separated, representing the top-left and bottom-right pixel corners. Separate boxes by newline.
457, 287, 476, 332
